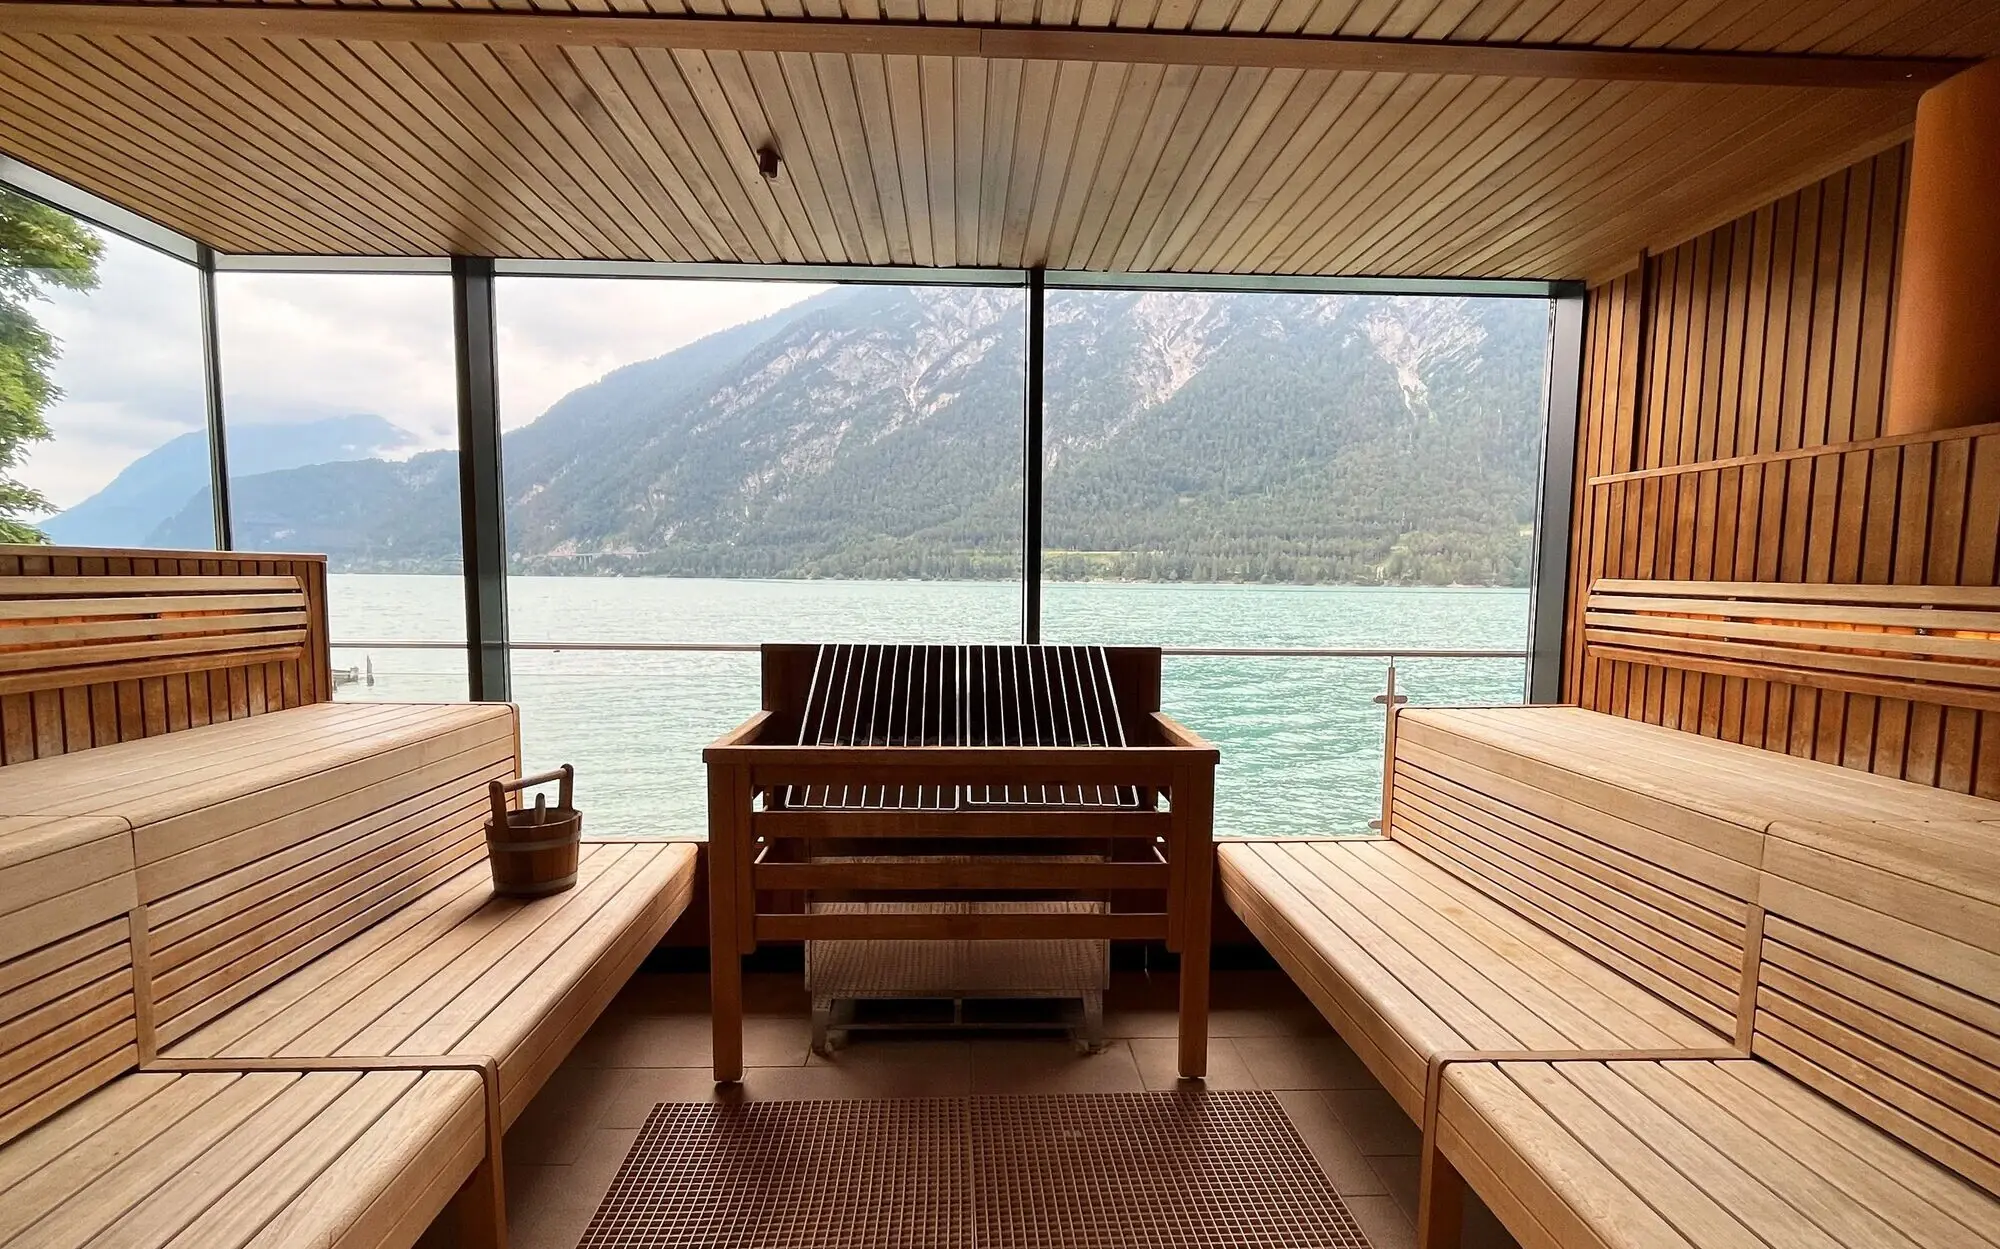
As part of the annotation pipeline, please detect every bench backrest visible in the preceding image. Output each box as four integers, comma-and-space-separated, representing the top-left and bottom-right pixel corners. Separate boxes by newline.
135, 705, 518, 1048
1388, 708, 1765, 1040
0, 546, 333, 766
1584, 578, 2000, 713
0, 816, 137, 1147
1753, 818, 2000, 1194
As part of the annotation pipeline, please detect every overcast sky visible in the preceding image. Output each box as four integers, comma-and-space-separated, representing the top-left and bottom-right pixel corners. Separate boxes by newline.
21, 227, 824, 510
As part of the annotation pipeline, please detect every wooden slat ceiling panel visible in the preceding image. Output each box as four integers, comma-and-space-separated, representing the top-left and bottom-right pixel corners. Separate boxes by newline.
0, 23, 1931, 277
29, 0, 1998, 58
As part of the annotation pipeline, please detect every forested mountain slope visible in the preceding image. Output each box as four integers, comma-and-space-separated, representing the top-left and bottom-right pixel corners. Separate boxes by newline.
66, 287, 1550, 585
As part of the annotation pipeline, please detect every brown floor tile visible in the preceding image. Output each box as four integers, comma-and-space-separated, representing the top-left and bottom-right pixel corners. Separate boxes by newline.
1102, 1008, 1181, 1038
571, 1126, 641, 1196
1209, 1006, 1335, 1037
1326, 1086, 1422, 1157
505, 1067, 623, 1166
739, 1051, 972, 1100
799, 1038, 974, 1094
573, 1010, 810, 1070
567, 1013, 711, 1068
1129, 1036, 1257, 1090
1273, 1089, 1388, 1196
1345, 1194, 1416, 1249
507, 1194, 596, 1249
605, 970, 710, 1016
1234, 1032, 1374, 1089
596, 1066, 734, 1129
969, 1038, 1145, 1094
1372, 1153, 1421, 1221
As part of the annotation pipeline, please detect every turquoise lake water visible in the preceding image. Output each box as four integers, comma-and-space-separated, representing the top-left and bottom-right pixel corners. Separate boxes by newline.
327, 576, 1529, 839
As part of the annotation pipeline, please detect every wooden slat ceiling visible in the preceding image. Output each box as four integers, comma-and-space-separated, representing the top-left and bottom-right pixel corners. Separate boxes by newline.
0, 1, 1995, 278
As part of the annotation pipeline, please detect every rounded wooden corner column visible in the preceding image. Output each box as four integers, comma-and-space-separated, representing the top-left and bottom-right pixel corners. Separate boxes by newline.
1885, 56, 2000, 436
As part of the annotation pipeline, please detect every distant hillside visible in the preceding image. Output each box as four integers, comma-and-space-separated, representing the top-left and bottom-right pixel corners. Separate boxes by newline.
51, 289, 1551, 585
46, 414, 416, 548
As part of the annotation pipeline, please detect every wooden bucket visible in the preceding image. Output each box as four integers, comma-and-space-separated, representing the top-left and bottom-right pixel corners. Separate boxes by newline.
485, 765, 581, 898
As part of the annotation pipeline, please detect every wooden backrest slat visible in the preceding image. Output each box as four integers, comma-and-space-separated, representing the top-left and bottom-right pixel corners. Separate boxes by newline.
1584, 577, 2000, 712
1753, 817, 2000, 1193
0, 816, 138, 1148
0, 591, 308, 621
0, 576, 303, 597
1592, 579, 2000, 609
0, 548, 333, 764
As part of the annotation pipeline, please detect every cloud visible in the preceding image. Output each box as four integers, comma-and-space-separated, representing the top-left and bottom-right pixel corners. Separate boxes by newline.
23, 233, 207, 510
495, 277, 826, 429
19, 226, 824, 510
214, 271, 460, 447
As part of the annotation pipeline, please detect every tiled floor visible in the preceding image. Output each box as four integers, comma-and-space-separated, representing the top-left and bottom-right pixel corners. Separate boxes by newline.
495, 969, 1520, 1249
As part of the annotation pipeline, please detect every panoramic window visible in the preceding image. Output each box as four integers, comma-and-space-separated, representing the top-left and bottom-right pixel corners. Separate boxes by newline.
1042, 289, 1549, 835
212, 271, 466, 702
1, 191, 211, 549
497, 276, 1026, 838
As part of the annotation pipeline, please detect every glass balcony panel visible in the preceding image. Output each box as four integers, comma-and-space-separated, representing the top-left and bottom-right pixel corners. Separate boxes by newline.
213, 272, 467, 700
509, 648, 760, 841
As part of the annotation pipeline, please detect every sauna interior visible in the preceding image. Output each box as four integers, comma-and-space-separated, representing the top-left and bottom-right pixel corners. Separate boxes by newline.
0, 4, 1996, 1248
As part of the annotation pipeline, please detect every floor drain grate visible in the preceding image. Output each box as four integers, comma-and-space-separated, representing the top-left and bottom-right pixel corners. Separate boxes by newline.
579, 1091, 1372, 1248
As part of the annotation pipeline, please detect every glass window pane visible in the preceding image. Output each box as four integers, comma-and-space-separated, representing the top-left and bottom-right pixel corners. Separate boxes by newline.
1043, 290, 1551, 836
213, 272, 466, 701
3, 194, 211, 548
498, 277, 1026, 838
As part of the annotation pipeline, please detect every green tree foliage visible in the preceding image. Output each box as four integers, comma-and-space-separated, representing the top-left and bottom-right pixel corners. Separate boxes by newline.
0, 190, 102, 543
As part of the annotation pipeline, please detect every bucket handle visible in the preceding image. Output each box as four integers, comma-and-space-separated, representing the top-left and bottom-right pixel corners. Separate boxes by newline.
489, 764, 574, 829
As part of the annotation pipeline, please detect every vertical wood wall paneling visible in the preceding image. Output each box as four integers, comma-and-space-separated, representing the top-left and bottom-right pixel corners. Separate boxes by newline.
0, 548, 333, 766
1562, 145, 2000, 802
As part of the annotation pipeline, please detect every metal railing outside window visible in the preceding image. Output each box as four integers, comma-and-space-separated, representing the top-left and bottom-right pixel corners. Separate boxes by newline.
329, 637, 1526, 841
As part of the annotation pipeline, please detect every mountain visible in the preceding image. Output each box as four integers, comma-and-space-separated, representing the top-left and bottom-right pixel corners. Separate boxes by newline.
52, 289, 1552, 585
45, 414, 418, 547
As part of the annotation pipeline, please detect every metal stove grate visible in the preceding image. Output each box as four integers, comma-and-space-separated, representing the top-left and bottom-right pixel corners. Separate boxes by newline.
578, 1092, 1372, 1249
788, 643, 1141, 811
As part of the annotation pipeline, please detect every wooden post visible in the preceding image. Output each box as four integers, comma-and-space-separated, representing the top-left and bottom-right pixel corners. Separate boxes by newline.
706, 761, 745, 1083
444, 1155, 506, 1249
1415, 1134, 1465, 1249
1174, 765, 1213, 1080
1372, 661, 1408, 835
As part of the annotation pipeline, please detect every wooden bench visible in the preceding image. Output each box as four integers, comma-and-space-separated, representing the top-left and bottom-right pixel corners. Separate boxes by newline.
1220, 703, 2000, 1249
2, 809, 492, 1248
1427, 814, 2000, 1249
0, 547, 701, 1248
1583, 578, 2000, 712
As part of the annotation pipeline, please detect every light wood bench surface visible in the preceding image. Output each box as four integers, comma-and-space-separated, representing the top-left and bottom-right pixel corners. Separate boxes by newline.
1219, 840, 1729, 1119
1411, 711, 2000, 1249
1400, 704, 2000, 830
163, 841, 698, 1125
0, 550, 704, 1249
1438, 1059, 2000, 1249
0, 1067, 486, 1249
